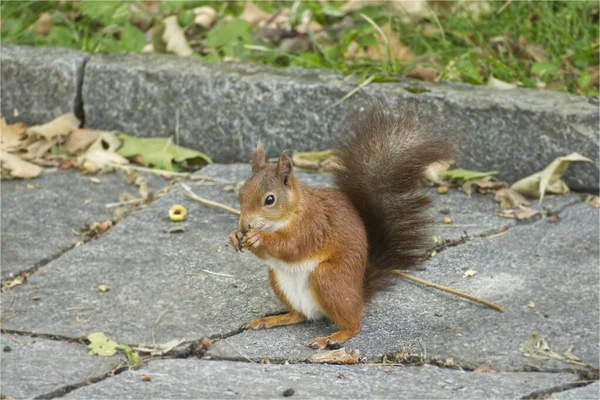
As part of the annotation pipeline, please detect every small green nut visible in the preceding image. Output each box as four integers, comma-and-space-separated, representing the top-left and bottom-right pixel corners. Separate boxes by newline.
169, 205, 187, 222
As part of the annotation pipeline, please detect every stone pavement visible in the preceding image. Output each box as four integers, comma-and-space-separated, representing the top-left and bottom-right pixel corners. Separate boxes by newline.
1, 165, 598, 399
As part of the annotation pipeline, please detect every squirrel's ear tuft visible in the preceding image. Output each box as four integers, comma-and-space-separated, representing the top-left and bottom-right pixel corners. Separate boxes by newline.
251, 140, 265, 172
276, 151, 293, 187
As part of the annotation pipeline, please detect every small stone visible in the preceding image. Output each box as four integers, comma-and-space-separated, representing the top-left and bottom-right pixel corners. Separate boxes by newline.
140, 375, 152, 382
439, 207, 450, 214
437, 186, 449, 194
3, 346, 11, 352
282, 388, 295, 397
32, 296, 41, 301
443, 216, 452, 225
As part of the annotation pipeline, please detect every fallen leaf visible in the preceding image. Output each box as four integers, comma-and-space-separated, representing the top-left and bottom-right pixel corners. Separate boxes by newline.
439, 169, 498, 182
118, 343, 140, 364
473, 365, 495, 373
0, 151, 42, 179
27, 113, 80, 140
494, 188, 531, 209
77, 133, 128, 173
0, 118, 30, 150
62, 129, 102, 154
495, 205, 540, 220
20, 138, 54, 160
291, 150, 335, 171
463, 177, 508, 197
30, 11, 53, 36
585, 195, 600, 208
519, 332, 588, 366
87, 332, 119, 356
162, 16, 193, 57
408, 66, 438, 82
365, 24, 413, 62
425, 160, 453, 185
511, 153, 593, 201
193, 6, 217, 28
309, 348, 360, 364
463, 269, 477, 278
488, 76, 517, 90
518, 35, 548, 62
1, 273, 28, 292
117, 134, 211, 171
240, 2, 269, 27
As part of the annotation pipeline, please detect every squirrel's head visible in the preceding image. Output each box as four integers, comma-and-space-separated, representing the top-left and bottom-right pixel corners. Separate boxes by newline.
237, 143, 298, 232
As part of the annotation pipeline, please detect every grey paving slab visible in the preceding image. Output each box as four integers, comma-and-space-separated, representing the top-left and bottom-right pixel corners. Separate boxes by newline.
1, 170, 166, 280
209, 203, 599, 371
63, 359, 580, 400
0, 334, 122, 399
552, 382, 600, 399
81, 52, 599, 189
0, 44, 88, 124
2, 165, 596, 373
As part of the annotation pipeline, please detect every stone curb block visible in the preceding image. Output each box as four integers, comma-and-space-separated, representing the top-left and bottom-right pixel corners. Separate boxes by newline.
1, 44, 88, 124
1, 44, 598, 189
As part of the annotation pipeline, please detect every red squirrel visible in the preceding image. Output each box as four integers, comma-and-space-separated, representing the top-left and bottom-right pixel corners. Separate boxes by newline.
229, 106, 455, 350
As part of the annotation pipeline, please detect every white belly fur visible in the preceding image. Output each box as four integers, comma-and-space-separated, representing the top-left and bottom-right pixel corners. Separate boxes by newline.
267, 257, 322, 320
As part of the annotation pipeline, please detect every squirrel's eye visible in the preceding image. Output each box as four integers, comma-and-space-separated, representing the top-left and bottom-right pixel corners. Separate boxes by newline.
264, 194, 276, 206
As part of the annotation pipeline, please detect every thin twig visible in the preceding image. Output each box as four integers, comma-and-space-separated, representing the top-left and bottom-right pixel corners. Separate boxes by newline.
202, 269, 236, 278
1, 296, 29, 346
393, 271, 504, 313
152, 308, 170, 345
105, 198, 145, 209
181, 183, 241, 216
109, 163, 235, 184
325, 75, 375, 111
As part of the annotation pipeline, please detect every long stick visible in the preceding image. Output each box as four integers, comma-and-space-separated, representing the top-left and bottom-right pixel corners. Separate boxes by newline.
393, 271, 504, 313
180, 183, 241, 216
109, 163, 235, 184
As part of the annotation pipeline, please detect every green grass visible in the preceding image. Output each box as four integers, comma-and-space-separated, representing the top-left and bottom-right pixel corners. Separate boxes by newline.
1, 0, 598, 95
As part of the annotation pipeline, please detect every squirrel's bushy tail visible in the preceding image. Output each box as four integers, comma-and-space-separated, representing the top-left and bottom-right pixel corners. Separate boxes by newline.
332, 104, 456, 301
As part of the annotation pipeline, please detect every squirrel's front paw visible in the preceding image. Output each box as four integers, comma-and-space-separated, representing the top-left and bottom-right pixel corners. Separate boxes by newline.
242, 228, 262, 249
228, 229, 246, 252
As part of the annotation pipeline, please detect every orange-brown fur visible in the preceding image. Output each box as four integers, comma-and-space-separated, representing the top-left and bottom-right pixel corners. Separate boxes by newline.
229, 105, 455, 349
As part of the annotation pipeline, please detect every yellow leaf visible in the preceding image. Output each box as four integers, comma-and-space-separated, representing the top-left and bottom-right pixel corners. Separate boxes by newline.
511, 153, 593, 202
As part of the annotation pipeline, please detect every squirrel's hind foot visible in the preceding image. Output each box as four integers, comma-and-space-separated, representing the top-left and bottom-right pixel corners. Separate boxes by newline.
308, 329, 359, 350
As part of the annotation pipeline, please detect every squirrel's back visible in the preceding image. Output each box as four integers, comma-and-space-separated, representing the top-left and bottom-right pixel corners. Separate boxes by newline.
332, 104, 456, 300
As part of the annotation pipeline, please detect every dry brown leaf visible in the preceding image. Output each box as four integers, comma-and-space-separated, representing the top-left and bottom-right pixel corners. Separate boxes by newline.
296, 11, 323, 34
494, 188, 531, 209
511, 153, 593, 201
193, 6, 217, 28
473, 365, 495, 373
408, 66, 438, 82
488, 76, 517, 90
162, 16, 193, 57
0, 118, 30, 150
27, 113, 80, 140
262, 8, 290, 30
496, 205, 540, 220
518, 35, 547, 62
309, 348, 360, 364
62, 129, 102, 154
463, 177, 508, 197
463, 269, 477, 278
365, 24, 413, 62
240, 2, 269, 27
585, 195, 600, 208
0, 151, 42, 179
76, 132, 127, 173
424, 160, 453, 185
30, 11, 53, 36
20, 138, 54, 160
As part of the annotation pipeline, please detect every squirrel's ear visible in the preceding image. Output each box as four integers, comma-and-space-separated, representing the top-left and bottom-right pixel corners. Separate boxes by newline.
251, 140, 265, 172
276, 151, 293, 187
